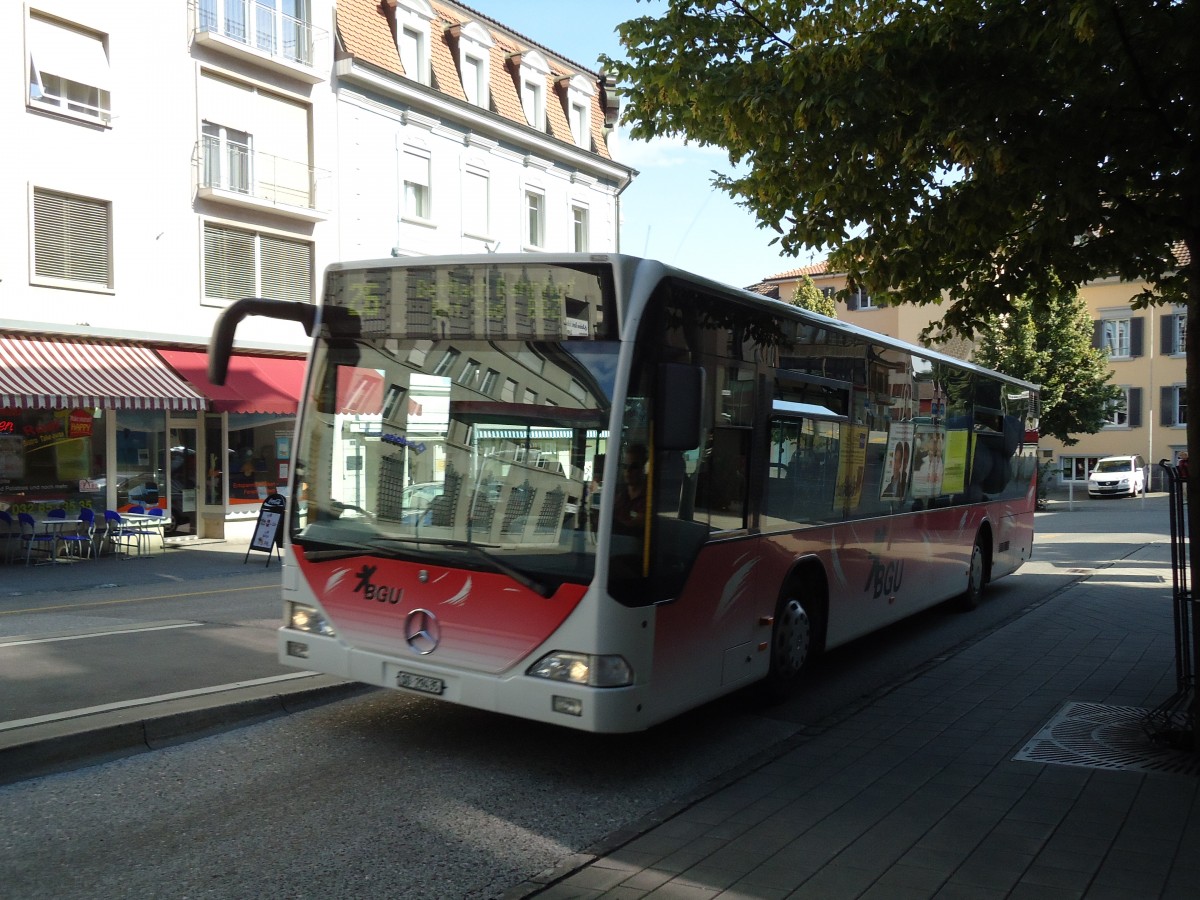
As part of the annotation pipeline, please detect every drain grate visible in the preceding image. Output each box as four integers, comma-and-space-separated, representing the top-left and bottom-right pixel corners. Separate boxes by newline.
1014, 702, 1200, 776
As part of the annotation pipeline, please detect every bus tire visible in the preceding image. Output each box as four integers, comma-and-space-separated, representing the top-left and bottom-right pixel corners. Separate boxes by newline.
959, 536, 988, 611
761, 593, 814, 702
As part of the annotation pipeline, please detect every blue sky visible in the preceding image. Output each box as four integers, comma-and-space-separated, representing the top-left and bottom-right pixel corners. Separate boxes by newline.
475, 0, 818, 288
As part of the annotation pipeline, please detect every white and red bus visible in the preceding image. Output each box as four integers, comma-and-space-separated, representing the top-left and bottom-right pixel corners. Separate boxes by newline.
208, 254, 1039, 732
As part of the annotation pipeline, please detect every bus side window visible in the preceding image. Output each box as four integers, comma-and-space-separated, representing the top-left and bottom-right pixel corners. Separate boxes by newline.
694, 427, 750, 531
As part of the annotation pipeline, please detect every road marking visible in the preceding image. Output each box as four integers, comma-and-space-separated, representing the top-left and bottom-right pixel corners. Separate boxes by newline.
0, 583, 268, 617
0, 621, 203, 648
0, 671, 320, 732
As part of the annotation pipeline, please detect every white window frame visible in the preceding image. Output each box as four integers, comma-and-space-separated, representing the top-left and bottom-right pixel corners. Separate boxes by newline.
1102, 317, 1132, 359
571, 203, 589, 252
31, 187, 113, 290
27, 14, 112, 126
1171, 311, 1187, 356
202, 121, 253, 194
403, 145, 433, 222
525, 188, 546, 249
513, 49, 551, 130
393, 0, 434, 86
1165, 385, 1187, 427
562, 73, 595, 150
202, 222, 312, 306
462, 164, 490, 239
1104, 386, 1130, 428
452, 20, 493, 109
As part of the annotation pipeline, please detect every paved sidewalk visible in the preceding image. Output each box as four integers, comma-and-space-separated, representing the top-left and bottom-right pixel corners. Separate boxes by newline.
510, 541, 1199, 899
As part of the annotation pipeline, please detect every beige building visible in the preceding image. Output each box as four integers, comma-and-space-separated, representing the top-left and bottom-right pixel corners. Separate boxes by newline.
753, 255, 1189, 493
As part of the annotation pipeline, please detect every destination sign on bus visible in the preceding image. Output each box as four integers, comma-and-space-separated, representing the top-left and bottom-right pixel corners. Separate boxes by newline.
323, 261, 615, 341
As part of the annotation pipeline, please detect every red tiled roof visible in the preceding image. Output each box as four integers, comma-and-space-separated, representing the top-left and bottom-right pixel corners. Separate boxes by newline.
337, 0, 612, 160
764, 261, 830, 281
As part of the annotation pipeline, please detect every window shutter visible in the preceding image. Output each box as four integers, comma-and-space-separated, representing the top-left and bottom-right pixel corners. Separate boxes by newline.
1092, 320, 1103, 349
847, 290, 860, 311
33, 189, 110, 286
1130, 317, 1144, 357
1128, 388, 1142, 428
1161, 314, 1175, 355
204, 224, 255, 301
1161, 386, 1174, 426
260, 235, 312, 303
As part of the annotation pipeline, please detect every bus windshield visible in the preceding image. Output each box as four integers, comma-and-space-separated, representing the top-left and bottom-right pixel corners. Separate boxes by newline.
293, 335, 618, 590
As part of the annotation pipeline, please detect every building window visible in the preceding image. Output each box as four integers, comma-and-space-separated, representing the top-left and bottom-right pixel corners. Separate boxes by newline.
1059, 456, 1102, 484
1162, 310, 1187, 356
1104, 387, 1142, 428
501, 378, 517, 402
404, 147, 432, 220
458, 358, 481, 386
562, 73, 595, 150
27, 14, 111, 125
572, 205, 589, 252
847, 287, 874, 310
1161, 385, 1187, 427
522, 79, 544, 130
463, 168, 489, 237
203, 223, 312, 304
398, 26, 427, 85
432, 348, 460, 377
513, 49, 551, 131
523, 388, 538, 405
32, 188, 112, 288
201, 121, 252, 193
197, 0, 315, 66
525, 190, 545, 248
481, 369, 500, 396
1096, 315, 1143, 359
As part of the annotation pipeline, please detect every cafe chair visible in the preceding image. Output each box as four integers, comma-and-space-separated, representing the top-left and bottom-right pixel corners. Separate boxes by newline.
127, 505, 146, 514
58, 507, 97, 561
18, 512, 59, 566
0, 510, 20, 564
102, 509, 143, 558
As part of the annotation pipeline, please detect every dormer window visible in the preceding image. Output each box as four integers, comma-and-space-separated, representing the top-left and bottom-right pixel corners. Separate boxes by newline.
449, 20, 493, 109
511, 49, 550, 131
562, 74, 595, 151
392, 0, 434, 86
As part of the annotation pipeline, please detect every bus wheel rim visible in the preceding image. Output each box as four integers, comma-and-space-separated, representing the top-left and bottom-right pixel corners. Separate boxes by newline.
776, 598, 810, 675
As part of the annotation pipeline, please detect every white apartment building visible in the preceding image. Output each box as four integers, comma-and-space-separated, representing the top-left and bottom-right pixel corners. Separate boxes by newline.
0, 0, 631, 540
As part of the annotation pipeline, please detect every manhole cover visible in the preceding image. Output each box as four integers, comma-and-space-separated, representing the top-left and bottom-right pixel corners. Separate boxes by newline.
1014, 702, 1199, 776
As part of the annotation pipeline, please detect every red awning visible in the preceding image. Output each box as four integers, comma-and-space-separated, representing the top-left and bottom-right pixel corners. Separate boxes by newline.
157, 349, 305, 415
0, 335, 207, 411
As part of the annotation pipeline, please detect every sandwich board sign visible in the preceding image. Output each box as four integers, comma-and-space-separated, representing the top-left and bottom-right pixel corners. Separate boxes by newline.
246, 492, 286, 566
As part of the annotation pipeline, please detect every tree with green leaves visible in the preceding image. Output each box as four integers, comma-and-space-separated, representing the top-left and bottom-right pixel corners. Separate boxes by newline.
789, 274, 836, 317
972, 276, 1121, 446
606, 0, 1197, 735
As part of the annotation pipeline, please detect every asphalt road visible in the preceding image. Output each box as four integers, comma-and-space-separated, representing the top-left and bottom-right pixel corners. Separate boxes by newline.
0, 494, 1175, 899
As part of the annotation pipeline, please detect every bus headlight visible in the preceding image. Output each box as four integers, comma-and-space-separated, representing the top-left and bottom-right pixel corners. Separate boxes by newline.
288, 602, 336, 637
527, 651, 633, 687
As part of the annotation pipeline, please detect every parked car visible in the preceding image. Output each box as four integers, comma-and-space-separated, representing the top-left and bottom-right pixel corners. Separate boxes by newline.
1088, 455, 1147, 498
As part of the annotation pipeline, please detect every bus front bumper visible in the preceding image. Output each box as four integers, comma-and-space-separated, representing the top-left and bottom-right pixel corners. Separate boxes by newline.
278, 627, 651, 733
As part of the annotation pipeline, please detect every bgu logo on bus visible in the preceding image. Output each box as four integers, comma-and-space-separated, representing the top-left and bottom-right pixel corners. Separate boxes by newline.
863, 554, 904, 601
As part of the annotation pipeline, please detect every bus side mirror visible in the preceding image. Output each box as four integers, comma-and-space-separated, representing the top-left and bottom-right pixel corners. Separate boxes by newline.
656, 364, 704, 451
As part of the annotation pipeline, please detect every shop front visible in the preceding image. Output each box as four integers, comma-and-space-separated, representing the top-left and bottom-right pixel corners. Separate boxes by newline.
155, 349, 305, 540
0, 334, 207, 525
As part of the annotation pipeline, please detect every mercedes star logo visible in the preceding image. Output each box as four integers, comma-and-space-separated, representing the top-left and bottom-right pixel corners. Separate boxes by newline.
404, 608, 440, 655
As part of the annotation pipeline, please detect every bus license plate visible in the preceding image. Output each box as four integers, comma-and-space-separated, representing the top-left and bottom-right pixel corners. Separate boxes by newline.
396, 671, 445, 695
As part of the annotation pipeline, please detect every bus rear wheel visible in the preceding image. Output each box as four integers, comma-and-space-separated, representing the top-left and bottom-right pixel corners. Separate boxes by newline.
762, 594, 813, 701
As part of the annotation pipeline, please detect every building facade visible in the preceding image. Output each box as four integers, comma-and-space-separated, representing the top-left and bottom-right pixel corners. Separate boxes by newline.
755, 256, 1189, 493
1, 0, 631, 539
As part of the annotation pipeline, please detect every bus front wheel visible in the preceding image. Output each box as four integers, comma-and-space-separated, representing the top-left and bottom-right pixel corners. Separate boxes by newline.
762, 594, 813, 701
959, 537, 987, 611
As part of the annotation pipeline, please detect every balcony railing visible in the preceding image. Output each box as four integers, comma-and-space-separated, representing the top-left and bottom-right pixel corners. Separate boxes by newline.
194, 0, 327, 79
198, 137, 328, 219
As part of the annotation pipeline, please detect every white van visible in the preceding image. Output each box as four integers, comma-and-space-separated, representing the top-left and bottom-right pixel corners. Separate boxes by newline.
1088, 455, 1147, 498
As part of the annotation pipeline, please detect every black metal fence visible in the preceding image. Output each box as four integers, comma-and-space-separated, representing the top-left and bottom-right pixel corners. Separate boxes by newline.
1146, 461, 1197, 749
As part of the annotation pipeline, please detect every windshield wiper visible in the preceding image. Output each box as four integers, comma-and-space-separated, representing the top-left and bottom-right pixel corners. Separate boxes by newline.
373, 536, 553, 598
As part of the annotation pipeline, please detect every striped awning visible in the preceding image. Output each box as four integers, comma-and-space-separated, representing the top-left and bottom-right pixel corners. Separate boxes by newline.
0, 335, 207, 411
